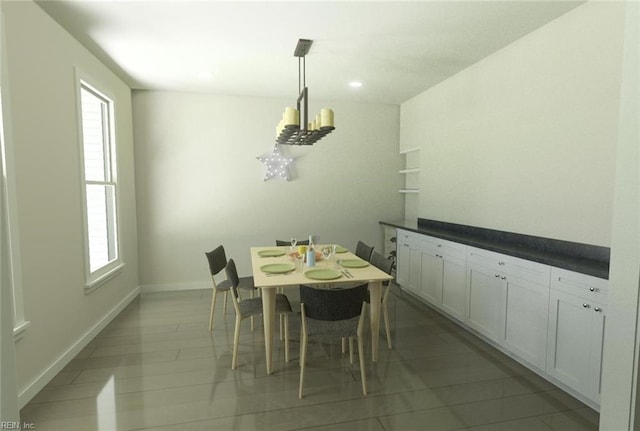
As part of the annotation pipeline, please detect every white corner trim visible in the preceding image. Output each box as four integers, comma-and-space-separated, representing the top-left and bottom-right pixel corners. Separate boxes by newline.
140, 281, 210, 294
17, 286, 140, 409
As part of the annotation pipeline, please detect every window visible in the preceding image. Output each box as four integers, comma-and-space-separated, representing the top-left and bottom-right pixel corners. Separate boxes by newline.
78, 80, 121, 288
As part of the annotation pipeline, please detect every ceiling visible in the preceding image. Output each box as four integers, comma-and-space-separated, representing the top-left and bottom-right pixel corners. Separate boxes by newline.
36, 1, 584, 105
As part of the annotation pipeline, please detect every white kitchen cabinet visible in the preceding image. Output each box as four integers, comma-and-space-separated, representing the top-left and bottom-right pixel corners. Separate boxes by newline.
467, 247, 551, 369
396, 229, 422, 297
420, 236, 467, 321
546, 268, 608, 404
503, 275, 550, 371
467, 262, 506, 343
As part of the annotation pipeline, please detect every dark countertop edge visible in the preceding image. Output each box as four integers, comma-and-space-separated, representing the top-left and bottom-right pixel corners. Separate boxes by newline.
380, 219, 610, 280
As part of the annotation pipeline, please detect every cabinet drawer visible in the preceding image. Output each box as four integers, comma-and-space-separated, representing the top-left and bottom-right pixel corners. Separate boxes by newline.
397, 229, 420, 248
551, 267, 609, 304
468, 247, 550, 286
421, 236, 467, 261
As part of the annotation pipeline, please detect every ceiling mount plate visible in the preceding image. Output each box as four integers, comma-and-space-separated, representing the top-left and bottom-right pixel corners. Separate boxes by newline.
294, 39, 313, 57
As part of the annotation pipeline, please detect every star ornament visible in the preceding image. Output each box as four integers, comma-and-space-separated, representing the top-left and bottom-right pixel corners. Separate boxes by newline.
257, 145, 294, 181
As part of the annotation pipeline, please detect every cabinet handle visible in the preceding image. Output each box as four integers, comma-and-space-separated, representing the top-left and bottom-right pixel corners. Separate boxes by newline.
589, 287, 596, 292
501, 276, 506, 280
495, 274, 500, 278
436, 254, 442, 258
498, 261, 505, 266
594, 307, 602, 312
583, 303, 590, 309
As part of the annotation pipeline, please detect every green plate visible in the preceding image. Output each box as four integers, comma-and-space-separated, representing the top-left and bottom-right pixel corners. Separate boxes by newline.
261, 263, 295, 274
335, 246, 348, 253
341, 259, 369, 268
305, 268, 343, 280
258, 249, 286, 257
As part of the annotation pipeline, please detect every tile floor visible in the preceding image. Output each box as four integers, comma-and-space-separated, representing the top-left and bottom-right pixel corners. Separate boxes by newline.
20, 286, 599, 430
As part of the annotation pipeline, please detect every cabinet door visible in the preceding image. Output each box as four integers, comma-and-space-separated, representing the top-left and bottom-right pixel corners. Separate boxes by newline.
546, 289, 594, 397
588, 302, 606, 403
467, 264, 506, 343
421, 251, 442, 304
396, 242, 410, 287
408, 247, 422, 295
441, 257, 466, 321
504, 276, 549, 371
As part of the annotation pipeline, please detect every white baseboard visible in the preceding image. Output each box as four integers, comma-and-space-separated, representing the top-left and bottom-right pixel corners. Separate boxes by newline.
140, 282, 209, 293
17, 286, 140, 409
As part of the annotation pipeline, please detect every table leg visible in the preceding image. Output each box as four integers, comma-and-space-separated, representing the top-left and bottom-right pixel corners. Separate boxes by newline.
369, 281, 381, 362
262, 287, 276, 374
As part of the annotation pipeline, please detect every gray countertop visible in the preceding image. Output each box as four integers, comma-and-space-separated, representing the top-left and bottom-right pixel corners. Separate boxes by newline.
380, 219, 610, 279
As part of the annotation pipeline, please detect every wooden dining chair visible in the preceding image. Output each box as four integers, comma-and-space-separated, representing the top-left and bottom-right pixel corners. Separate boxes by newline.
369, 251, 395, 349
355, 240, 374, 262
205, 245, 256, 331
226, 259, 292, 369
298, 283, 369, 398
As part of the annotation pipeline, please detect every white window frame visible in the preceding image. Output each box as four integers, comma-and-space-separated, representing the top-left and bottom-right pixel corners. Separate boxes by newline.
1, 11, 28, 340
75, 71, 123, 292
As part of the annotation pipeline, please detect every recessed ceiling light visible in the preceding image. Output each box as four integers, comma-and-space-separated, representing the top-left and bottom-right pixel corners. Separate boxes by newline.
349, 81, 363, 88
197, 70, 214, 79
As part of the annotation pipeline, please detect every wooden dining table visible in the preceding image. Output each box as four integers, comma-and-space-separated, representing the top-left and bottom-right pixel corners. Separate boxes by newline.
250, 245, 393, 374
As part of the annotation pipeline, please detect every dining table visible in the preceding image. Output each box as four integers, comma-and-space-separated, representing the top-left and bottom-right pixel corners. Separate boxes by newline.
250, 245, 393, 374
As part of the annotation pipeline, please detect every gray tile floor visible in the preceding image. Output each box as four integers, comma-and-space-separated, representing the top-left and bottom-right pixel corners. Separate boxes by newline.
21, 286, 599, 430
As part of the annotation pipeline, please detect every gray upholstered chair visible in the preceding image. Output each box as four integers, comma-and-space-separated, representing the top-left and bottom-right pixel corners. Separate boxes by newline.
275, 239, 309, 246
355, 240, 374, 262
226, 259, 292, 370
205, 245, 256, 331
369, 251, 395, 349
298, 283, 369, 398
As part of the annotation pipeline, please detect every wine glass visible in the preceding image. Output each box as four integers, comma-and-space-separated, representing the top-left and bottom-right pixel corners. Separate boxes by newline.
295, 251, 305, 272
290, 237, 297, 253
322, 245, 334, 267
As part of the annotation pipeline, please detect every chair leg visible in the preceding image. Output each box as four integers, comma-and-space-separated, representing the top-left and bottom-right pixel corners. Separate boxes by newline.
349, 337, 354, 364
224, 291, 229, 314
383, 302, 392, 349
279, 314, 284, 341
209, 290, 218, 331
299, 330, 307, 398
358, 334, 367, 395
284, 313, 290, 363
232, 316, 241, 369
341, 337, 346, 353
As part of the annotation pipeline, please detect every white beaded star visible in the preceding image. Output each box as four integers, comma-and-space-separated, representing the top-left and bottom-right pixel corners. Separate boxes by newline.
256, 145, 294, 181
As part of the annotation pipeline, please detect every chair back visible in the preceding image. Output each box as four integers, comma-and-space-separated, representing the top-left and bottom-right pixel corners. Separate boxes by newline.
370, 251, 393, 275
205, 245, 227, 276
276, 239, 309, 246
300, 284, 368, 321
355, 241, 374, 262
225, 259, 241, 299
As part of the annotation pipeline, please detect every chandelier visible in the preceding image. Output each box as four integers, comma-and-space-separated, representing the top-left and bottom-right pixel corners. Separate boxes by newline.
275, 39, 335, 146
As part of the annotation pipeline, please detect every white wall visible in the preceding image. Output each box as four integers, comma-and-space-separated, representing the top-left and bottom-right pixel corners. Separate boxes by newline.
132, 91, 402, 289
3, 1, 139, 406
600, 2, 640, 428
400, 1, 625, 246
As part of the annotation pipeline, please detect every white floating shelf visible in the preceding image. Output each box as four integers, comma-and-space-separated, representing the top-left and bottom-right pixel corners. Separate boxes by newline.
399, 168, 420, 174
399, 189, 420, 194
400, 146, 420, 155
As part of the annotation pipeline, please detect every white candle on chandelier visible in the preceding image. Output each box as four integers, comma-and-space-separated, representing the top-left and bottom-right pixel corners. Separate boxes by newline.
320, 108, 334, 128
283, 107, 299, 126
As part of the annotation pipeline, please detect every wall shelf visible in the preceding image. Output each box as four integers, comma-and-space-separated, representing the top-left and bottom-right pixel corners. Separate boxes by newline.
399, 168, 420, 174
400, 146, 420, 155
400, 147, 420, 194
